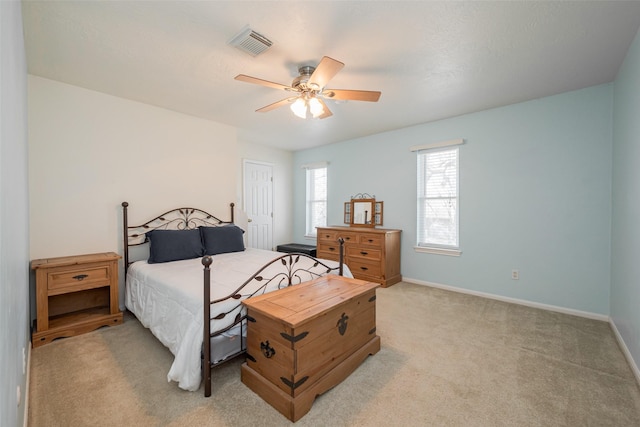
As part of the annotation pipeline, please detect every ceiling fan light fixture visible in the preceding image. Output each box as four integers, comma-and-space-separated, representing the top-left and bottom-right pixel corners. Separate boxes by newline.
290, 98, 307, 119
309, 97, 324, 118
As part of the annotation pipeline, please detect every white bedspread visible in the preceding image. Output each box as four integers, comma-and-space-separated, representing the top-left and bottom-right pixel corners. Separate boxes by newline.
125, 248, 351, 391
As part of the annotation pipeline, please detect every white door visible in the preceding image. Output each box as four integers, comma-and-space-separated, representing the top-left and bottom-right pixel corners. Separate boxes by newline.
243, 160, 274, 250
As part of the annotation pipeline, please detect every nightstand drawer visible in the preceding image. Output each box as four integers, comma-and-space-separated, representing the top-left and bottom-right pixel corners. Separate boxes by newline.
48, 264, 111, 293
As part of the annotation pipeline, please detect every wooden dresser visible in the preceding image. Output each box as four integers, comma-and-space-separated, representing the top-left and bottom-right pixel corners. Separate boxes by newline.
317, 226, 402, 287
32, 252, 123, 347
241, 275, 380, 422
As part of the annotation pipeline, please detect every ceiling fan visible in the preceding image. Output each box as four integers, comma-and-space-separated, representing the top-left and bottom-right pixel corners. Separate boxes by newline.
234, 56, 381, 119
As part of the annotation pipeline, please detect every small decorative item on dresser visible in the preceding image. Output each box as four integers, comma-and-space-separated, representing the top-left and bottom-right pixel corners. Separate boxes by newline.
31, 252, 123, 347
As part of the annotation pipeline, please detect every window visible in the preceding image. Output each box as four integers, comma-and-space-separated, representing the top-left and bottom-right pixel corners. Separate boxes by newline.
304, 163, 327, 236
412, 139, 463, 255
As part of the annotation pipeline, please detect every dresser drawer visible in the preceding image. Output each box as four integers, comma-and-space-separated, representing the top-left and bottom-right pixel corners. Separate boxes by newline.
317, 245, 340, 261
336, 231, 357, 245
47, 264, 111, 294
317, 229, 338, 243
358, 233, 384, 247
346, 246, 382, 261
349, 258, 382, 279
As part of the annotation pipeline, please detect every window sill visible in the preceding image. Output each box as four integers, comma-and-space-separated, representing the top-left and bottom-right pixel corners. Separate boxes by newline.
414, 246, 461, 257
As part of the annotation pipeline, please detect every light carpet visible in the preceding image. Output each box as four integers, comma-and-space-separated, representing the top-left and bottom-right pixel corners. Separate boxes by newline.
29, 282, 640, 426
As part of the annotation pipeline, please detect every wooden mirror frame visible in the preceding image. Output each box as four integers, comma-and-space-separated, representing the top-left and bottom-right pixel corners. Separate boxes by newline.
344, 196, 383, 227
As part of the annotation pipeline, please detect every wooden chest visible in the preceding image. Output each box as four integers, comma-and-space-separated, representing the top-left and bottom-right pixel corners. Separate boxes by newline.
317, 226, 402, 287
241, 274, 380, 422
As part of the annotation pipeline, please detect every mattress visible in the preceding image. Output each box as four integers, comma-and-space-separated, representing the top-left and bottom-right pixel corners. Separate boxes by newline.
125, 248, 351, 391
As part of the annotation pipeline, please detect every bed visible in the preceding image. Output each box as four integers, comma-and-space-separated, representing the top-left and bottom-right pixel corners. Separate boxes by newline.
121, 202, 349, 396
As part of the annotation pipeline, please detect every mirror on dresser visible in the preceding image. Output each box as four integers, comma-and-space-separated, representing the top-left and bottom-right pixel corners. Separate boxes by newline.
344, 193, 383, 227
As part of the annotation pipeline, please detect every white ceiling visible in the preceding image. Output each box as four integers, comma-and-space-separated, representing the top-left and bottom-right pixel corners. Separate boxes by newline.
22, 1, 640, 151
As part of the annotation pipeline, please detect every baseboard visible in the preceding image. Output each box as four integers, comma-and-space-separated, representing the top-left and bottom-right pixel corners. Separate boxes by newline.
402, 277, 610, 322
609, 319, 640, 387
23, 344, 31, 427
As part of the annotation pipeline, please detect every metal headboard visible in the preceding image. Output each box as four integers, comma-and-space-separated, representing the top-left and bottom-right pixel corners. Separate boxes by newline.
121, 201, 235, 273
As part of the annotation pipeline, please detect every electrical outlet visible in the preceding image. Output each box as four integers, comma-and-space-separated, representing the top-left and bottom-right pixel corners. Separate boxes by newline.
511, 269, 519, 280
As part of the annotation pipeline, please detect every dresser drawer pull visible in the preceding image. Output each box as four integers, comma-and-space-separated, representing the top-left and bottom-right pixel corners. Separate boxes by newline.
360, 251, 369, 255
367, 239, 374, 243
328, 247, 335, 251
72, 274, 89, 281
360, 266, 369, 271
344, 236, 351, 240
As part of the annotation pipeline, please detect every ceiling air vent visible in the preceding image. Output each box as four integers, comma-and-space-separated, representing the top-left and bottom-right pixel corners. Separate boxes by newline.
229, 27, 272, 57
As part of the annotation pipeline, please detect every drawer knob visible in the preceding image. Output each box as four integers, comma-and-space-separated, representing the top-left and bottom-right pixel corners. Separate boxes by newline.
329, 247, 335, 251
360, 266, 369, 271
360, 251, 368, 255
260, 341, 276, 358
72, 274, 89, 281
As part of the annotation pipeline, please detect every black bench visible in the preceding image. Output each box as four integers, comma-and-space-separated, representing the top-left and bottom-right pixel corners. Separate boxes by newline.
276, 243, 317, 257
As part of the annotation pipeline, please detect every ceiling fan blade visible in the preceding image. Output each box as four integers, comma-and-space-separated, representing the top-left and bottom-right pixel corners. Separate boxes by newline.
308, 56, 344, 89
322, 89, 381, 102
235, 74, 294, 91
255, 97, 298, 113
317, 98, 333, 119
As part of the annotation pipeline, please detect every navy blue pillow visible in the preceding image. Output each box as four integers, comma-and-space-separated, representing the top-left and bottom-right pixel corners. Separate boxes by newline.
147, 229, 204, 263
200, 225, 245, 255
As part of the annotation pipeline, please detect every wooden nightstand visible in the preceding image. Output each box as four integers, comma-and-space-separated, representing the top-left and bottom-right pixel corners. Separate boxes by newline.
31, 252, 123, 347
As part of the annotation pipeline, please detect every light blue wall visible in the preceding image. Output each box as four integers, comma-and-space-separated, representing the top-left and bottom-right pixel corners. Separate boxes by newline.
294, 84, 613, 315
0, 1, 30, 426
611, 28, 640, 368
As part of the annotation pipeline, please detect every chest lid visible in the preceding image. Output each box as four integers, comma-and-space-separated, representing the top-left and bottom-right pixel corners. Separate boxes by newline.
242, 275, 378, 327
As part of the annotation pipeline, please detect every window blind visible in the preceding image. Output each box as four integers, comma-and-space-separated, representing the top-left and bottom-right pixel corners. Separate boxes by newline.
416, 146, 459, 248
304, 164, 327, 235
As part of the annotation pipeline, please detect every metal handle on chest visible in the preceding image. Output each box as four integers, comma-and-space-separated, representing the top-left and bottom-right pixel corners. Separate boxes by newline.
260, 341, 276, 358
